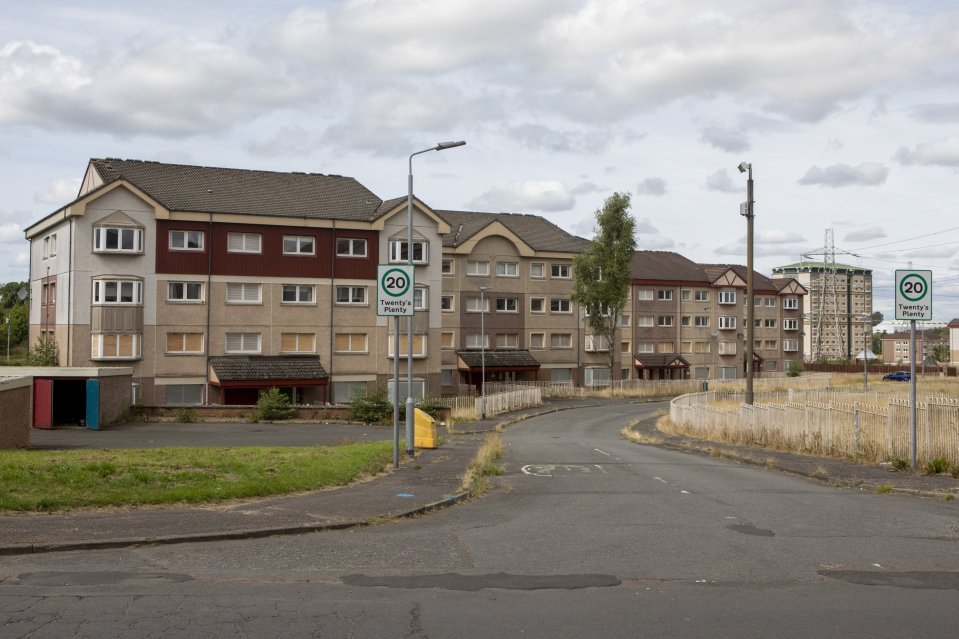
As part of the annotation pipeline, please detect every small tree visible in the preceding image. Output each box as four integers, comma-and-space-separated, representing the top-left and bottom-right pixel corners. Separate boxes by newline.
572, 192, 637, 378
27, 334, 59, 366
254, 387, 294, 421
348, 386, 392, 424
786, 359, 803, 377
932, 343, 949, 363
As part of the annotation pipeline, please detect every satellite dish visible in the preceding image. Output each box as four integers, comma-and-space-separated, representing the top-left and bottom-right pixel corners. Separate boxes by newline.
17, 287, 28, 301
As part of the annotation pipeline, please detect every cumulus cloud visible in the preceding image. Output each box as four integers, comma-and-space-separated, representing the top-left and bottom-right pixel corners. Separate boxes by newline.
508, 123, 615, 154
0, 222, 22, 243
902, 245, 957, 259
843, 226, 886, 242
571, 182, 603, 195
704, 169, 739, 193
466, 180, 575, 212
701, 125, 750, 153
34, 177, 81, 204
895, 136, 959, 167
798, 163, 890, 187
636, 177, 666, 196
640, 234, 675, 250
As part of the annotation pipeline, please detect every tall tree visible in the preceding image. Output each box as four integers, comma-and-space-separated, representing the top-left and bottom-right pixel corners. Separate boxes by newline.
870, 311, 883, 326
572, 192, 637, 379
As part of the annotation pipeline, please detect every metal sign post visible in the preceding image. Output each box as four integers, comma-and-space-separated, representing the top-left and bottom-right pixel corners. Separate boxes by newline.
895, 269, 932, 470
377, 265, 414, 468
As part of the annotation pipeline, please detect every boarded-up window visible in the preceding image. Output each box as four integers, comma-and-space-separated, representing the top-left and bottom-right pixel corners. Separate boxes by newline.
388, 334, 426, 356
334, 333, 367, 353
91, 334, 141, 359
167, 333, 204, 353
281, 333, 315, 353
442, 332, 455, 349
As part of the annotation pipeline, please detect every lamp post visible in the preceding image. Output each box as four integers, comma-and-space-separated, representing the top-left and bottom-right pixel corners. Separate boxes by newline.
738, 162, 755, 405
406, 141, 466, 456
863, 313, 870, 389
480, 286, 488, 419
5, 316, 9, 362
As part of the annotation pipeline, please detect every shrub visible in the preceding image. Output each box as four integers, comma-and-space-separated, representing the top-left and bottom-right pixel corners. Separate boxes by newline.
417, 395, 447, 419
176, 408, 198, 424
27, 334, 59, 366
254, 387, 294, 421
786, 359, 803, 377
348, 386, 392, 424
925, 457, 950, 475
891, 458, 910, 471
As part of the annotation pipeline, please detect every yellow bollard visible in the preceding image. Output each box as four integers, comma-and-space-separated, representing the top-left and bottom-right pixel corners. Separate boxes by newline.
413, 407, 439, 449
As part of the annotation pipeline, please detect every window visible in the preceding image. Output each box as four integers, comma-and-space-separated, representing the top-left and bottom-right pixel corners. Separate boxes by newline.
695, 290, 709, 302
94, 226, 143, 253
718, 316, 736, 329
466, 296, 489, 313
657, 316, 673, 327
335, 286, 366, 305
91, 334, 141, 359
167, 282, 203, 302
637, 316, 654, 327
718, 341, 737, 355
334, 333, 368, 353
551, 264, 571, 279
694, 316, 709, 327
637, 289, 654, 301
466, 260, 490, 276
496, 262, 518, 277
765, 297, 776, 307
681, 316, 691, 327
465, 333, 489, 349
170, 230, 204, 251
681, 341, 693, 353
226, 333, 261, 353
682, 290, 691, 301
496, 297, 518, 312
496, 333, 518, 348
638, 342, 654, 353
336, 238, 367, 257
621, 340, 631, 354
550, 333, 572, 348
719, 366, 737, 379
227, 232, 261, 253
413, 288, 428, 310
166, 333, 204, 354
92, 280, 142, 305
530, 332, 545, 349
530, 263, 545, 278
764, 319, 777, 328
764, 339, 777, 350
442, 332, 455, 349
719, 291, 737, 304
550, 368, 572, 382
441, 369, 454, 386
585, 367, 611, 386
282, 333, 316, 353
658, 342, 673, 353
164, 384, 202, 406
783, 339, 799, 352
766, 361, 778, 372
389, 240, 428, 264
783, 297, 799, 310
282, 284, 314, 304
694, 341, 711, 353
225, 282, 261, 304
550, 299, 571, 313
441, 295, 454, 312
388, 334, 427, 357
585, 335, 610, 351
442, 259, 454, 275
619, 314, 630, 327
283, 235, 315, 255
43, 234, 57, 258
586, 304, 611, 317
784, 319, 799, 331
530, 297, 545, 313
658, 290, 673, 301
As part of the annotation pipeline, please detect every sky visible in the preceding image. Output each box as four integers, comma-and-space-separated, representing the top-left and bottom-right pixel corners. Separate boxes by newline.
1, 0, 959, 321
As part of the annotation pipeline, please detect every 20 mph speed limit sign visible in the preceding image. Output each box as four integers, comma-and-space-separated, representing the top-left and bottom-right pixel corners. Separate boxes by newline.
895, 270, 932, 321
377, 264, 414, 316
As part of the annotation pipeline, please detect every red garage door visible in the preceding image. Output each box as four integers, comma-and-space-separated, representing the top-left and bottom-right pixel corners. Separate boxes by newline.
33, 378, 53, 429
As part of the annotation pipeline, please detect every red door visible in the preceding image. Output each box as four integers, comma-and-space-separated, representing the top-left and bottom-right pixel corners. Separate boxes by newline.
33, 378, 53, 429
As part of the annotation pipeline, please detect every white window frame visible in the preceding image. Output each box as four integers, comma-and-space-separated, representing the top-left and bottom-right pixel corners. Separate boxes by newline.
441, 259, 454, 275
496, 297, 518, 313
166, 332, 205, 354
718, 341, 737, 355
91, 333, 142, 360
637, 289, 654, 301
783, 319, 799, 331
466, 260, 490, 276
783, 297, 799, 310
695, 290, 709, 302
226, 332, 261, 354
226, 282, 262, 304
551, 263, 571, 279
282, 284, 315, 304
638, 342, 654, 353
227, 232, 262, 254
530, 297, 545, 314
169, 230, 204, 251
441, 295, 454, 312
496, 333, 519, 348
719, 290, 737, 305
335, 285, 367, 305
496, 261, 518, 277
92, 279, 143, 305
784, 339, 799, 352
94, 226, 143, 253
658, 290, 673, 301
466, 296, 489, 313
585, 335, 610, 352
657, 315, 673, 327
167, 281, 204, 302
336, 238, 367, 257
413, 287, 428, 311
529, 332, 546, 350
550, 333, 572, 349
389, 240, 428, 264
550, 298, 571, 314
718, 316, 737, 330
465, 333, 490, 349
637, 316, 654, 327
530, 263, 545, 278
283, 235, 316, 255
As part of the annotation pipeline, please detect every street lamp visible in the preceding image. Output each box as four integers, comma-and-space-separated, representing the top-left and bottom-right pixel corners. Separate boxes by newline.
405, 141, 466, 456
738, 162, 755, 405
480, 286, 488, 419
5, 316, 9, 362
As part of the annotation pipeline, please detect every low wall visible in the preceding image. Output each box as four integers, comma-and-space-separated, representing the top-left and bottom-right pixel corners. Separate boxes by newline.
0, 377, 32, 448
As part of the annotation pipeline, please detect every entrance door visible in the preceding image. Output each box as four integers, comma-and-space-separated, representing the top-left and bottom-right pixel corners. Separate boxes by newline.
33, 379, 53, 429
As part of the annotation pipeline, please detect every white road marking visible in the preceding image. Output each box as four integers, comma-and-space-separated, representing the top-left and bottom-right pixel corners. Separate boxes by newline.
680, 490, 690, 494
654, 477, 669, 484
521, 465, 551, 477
594, 465, 607, 473
593, 448, 611, 456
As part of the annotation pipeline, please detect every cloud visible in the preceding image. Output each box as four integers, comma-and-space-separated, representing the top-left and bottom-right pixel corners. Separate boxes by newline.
895, 136, 959, 167
798, 163, 890, 187
909, 103, 959, 123
634, 218, 661, 235
701, 125, 750, 153
755, 230, 806, 244
247, 126, 322, 158
843, 226, 886, 242
636, 177, 666, 196
640, 234, 675, 249
33, 177, 81, 204
0, 222, 22, 243
466, 180, 575, 212
902, 245, 957, 259
704, 169, 740, 193
570, 182, 603, 195
508, 123, 615, 154
570, 216, 596, 237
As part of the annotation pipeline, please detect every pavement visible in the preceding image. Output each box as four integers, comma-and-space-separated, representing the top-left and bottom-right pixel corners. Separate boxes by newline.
2, 396, 957, 556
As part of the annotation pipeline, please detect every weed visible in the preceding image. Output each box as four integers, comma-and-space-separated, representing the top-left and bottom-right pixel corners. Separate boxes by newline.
951, 467, 959, 479
925, 457, 950, 475
175, 408, 198, 424
890, 458, 910, 471
875, 485, 893, 494
459, 432, 505, 496
812, 464, 828, 478
764, 457, 779, 470
620, 423, 663, 445
945, 494, 956, 502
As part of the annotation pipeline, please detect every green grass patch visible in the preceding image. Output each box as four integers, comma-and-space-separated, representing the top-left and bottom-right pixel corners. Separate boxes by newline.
0, 442, 393, 512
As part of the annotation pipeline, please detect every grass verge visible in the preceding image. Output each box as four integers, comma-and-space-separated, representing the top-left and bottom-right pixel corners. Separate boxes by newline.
0, 442, 393, 512
459, 433, 505, 496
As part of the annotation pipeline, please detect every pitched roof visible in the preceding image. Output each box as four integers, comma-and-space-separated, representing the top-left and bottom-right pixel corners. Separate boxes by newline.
949, 318, 959, 328
209, 356, 329, 383
631, 251, 708, 283
457, 349, 540, 370
632, 353, 690, 368
90, 158, 383, 220
437, 210, 590, 252
698, 263, 781, 292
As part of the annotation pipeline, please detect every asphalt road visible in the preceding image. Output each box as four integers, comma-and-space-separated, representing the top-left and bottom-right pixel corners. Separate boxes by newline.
3, 403, 959, 638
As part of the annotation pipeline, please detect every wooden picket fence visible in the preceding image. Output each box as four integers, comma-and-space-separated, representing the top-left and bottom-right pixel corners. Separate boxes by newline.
670, 391, 959, 465
438, 386, 543, 421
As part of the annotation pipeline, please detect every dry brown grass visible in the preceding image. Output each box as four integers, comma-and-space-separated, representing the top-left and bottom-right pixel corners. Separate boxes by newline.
459, 432, 505, 496
620, 421, 664, 445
